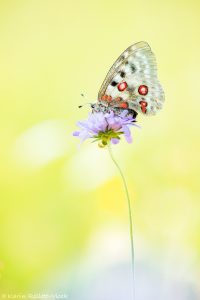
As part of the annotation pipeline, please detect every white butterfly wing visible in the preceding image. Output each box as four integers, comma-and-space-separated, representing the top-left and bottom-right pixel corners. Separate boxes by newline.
98, 41, 165, 115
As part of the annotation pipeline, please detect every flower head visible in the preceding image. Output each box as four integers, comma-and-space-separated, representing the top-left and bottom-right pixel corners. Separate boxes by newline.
73, 110, 139, 147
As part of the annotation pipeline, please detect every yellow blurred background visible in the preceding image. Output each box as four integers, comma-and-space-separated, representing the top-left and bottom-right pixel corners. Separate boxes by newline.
0, 0, 200, 299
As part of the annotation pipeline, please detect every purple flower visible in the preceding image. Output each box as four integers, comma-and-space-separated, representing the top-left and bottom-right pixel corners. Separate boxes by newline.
73, 110, 139, 147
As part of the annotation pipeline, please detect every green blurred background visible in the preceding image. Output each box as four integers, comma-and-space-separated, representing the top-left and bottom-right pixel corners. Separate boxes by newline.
0, 0, 200, 299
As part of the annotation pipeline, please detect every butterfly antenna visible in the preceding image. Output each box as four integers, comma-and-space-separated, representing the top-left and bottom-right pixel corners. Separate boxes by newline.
78, 93, 94, 108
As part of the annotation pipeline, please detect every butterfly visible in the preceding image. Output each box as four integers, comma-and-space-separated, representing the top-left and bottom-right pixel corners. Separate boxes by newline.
92, 41, 164, 118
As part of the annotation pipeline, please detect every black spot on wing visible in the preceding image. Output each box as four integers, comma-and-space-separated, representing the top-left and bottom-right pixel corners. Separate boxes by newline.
130, 64, 136, 73
125, 61, 136, 73
128, 109, 138, 120
111, 81, 118, 86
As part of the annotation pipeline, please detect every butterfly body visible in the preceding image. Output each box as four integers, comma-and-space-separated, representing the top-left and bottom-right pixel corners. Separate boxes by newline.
93, 41, 164, 118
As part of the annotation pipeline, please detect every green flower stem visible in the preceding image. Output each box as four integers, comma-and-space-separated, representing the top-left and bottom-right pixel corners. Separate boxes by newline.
108, 143, 134, 299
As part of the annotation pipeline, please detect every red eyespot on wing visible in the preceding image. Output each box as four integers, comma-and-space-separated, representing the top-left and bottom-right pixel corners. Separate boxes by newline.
101, 95, 112, 102
119, 102, 128, 109
139, 100, 148, 113
138, 85, 148, 95
118, 82, 128, 91
101, 95, 107, 101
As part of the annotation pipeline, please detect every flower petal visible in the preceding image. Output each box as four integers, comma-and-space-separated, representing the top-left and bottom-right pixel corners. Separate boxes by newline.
120, 110, 128, 118
122, 125, 132, 143
73, 131, 80, 136
73, 110, 138, 146
111, 138, 120, 144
